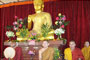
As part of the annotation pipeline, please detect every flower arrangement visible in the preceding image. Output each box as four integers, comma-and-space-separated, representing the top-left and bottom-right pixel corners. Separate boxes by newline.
28, 32, 38, 40
54, 13, 69, 29
28, 50, 35, 60
54, 13, 70, 43
28, 50, 35, 55
54, 28, 65, 36
54, 28, 65, 40
13, 16, 29, 38
13, 16, 23, 31
5, 16, 28, 42
6, 31, 15, 38
13, 16, 27, 31
6, 31, 15, 41
28, 32, 38, 45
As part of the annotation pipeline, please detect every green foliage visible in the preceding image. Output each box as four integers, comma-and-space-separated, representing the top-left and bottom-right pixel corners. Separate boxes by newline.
54, 48, 60, 60
28, 32, 38, 40
61, 38, 67, 44
6, 25, 13, 30
64, 21, 70, 26
30, 36, 36, 40
20, 28, 28, 38
41, 23, 51, 37
12, 40, 19, 42
23, 17, 28, 25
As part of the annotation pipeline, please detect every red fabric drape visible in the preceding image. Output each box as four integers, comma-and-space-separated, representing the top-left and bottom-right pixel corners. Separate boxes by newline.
0, 1, 90, 58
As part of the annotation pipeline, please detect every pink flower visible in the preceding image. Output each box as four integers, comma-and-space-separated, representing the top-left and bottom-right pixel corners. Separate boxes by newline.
15, 16, 18, 19
19, 24, 22, 27
59, 21, 62, 24
13, 21, 18, 25
61, 15, 66, 20
61, 25, 64, 28
32, 33, 37, 36
56, 17, 59, 20
14, 27, 18, 30
28, 50, 35, 55
29, 34, 31, 37
19, 18, 23, 21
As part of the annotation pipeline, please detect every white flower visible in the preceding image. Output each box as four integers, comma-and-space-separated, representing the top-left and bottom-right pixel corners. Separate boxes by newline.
59, 21, 62, 24
6, 31, 15, 38
54, 28, 65, 35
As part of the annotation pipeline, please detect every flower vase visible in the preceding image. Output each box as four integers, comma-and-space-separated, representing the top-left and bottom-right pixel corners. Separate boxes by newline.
9, 37, 11, 42
57, 35, 62, 40
30, 54, 34, 60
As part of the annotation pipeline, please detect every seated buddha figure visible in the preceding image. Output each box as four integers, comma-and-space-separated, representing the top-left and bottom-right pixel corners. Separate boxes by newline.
28, 0, 54, 40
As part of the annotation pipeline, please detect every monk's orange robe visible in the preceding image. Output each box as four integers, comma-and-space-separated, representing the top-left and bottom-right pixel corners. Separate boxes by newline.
64, 48, 84, 60
82, 46, 90, 60
42, 47, 54, 60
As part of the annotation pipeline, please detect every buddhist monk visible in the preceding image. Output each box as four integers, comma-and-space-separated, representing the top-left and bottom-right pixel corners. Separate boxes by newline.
82, 41, 90, 60
3, 42, 23, 60
64, 40, 84, 60
39, 41, 54, 60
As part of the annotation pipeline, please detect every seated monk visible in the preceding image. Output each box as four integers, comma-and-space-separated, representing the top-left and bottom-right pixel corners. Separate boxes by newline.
39, 41, 54, 60
82, 41, 90, 60
3, 42, 23, 60
64, 40, 84, 60
28, 0, 54, 40
11, 42, 23, 60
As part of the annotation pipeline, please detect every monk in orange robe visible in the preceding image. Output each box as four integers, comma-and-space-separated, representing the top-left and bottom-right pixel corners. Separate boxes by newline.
39, 41, 54, 60
82, 41, 90, 60
64, 40, 84, 60
3, 42, 23, 60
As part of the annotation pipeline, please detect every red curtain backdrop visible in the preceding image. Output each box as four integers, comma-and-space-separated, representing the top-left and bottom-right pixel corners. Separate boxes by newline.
0, 1, 90, 58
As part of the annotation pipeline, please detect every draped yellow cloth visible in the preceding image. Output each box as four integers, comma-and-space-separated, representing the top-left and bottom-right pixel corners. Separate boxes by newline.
42, 47, 54, 60
82, 46, 90, 60
64, 48, 72, 60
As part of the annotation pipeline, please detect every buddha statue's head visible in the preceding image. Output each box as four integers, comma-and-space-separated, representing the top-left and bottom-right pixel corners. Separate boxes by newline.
33, 0, 44, 13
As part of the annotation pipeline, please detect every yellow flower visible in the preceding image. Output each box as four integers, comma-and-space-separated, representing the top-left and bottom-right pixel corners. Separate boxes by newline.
55, 21, 58, 25
58, 13, 61, 16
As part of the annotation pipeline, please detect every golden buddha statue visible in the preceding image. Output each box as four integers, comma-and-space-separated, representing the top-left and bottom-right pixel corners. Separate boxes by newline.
28, 0, 54, 40
16, 0, 54, 41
